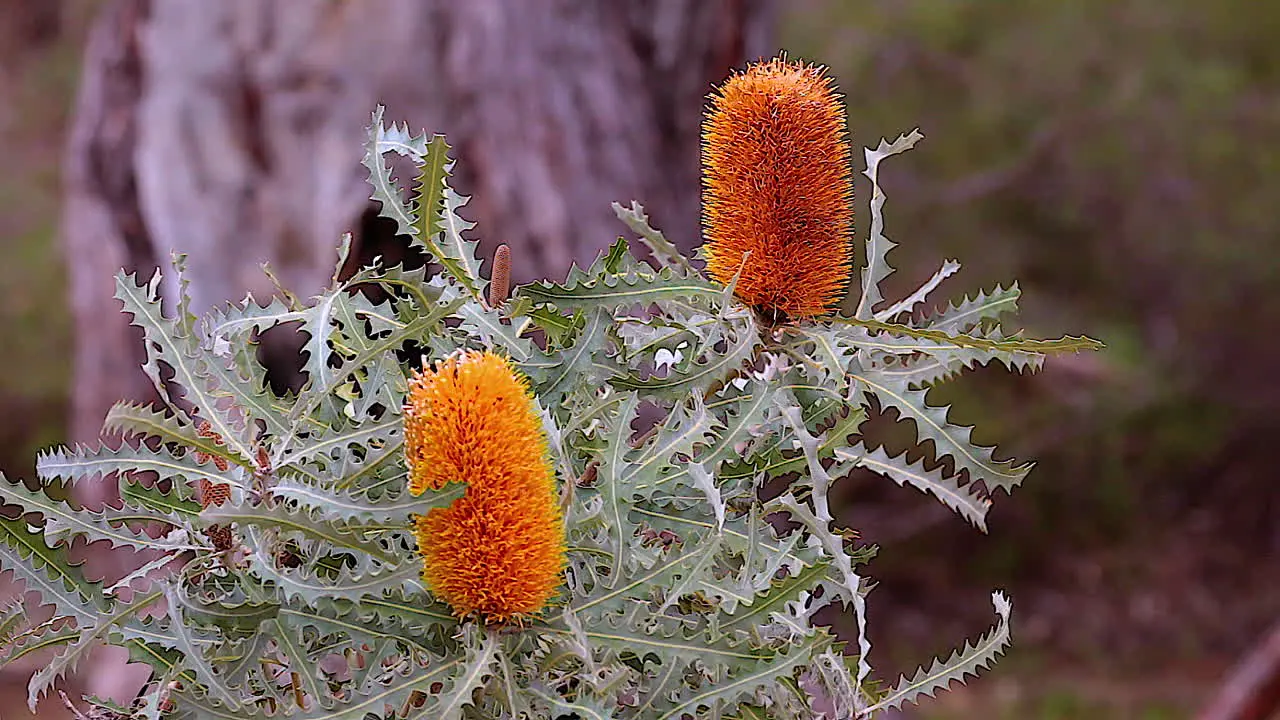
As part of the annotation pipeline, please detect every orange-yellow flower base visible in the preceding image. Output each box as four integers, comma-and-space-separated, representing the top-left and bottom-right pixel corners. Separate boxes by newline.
405, 350, 565, 622
702, 56, 854, 319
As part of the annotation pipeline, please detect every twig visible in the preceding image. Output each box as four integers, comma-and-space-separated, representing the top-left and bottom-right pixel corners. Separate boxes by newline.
1196, 617, 1280, 720
58, 689, 90, 720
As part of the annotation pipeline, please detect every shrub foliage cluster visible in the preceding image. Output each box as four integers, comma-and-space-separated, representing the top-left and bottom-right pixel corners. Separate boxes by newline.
0, 57, 1097, 719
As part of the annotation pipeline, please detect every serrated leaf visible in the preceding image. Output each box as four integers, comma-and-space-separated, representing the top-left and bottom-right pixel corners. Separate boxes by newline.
37, 443, 246, 494
613, 200, 695, 274
0, 512, 106, 623
656, 638, 829, 720
855, 129, 923, 319
270, 477, 464, 524
927, 283, 1021, 334
102, 402, 250, 470
836, 443, 991, 530
0, 476, 196, 552
240, 527, 422, 605
163, 585, 245, 711
27, 589, 163, 711
868, 591, 1012, 712
409, 134, 485, 301
838, 317, 1104, 355
718, 560, 833, 634
610, 313, 758, 399
362, 106, 425, 240
852, 373, 1033, 494
203, 504, 397, 565
875, 258, 962, 322
522, 308, 613, 404
115, 271, 264, 461
518, 266, 721, 313
278, 417, 400, 472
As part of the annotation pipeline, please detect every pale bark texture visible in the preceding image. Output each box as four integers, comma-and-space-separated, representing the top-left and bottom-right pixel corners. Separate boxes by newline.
63, 0, 776, 443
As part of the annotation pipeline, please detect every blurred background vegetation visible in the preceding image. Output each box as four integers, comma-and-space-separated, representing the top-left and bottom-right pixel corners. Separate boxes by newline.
0, 1, 1275, 717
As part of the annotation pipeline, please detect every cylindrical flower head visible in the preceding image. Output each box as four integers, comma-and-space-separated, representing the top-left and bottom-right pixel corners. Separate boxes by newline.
404, 350, 565, 622
702, 56, 854, 319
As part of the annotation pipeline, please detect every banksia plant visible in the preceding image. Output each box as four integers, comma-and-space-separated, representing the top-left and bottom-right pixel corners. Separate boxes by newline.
0, 55, 1099, 719
702, 57, 854, 320
405, 350, 566, 621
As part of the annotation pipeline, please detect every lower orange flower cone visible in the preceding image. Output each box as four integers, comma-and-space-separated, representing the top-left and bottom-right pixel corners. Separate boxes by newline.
404, 350, 565, 622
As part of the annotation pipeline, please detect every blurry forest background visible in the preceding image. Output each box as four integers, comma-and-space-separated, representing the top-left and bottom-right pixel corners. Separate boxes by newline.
0, 1, 1276, 718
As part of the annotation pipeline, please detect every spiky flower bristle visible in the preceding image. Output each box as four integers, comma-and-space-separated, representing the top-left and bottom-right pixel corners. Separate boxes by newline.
702, 55, 854, 319
404, 350, 566, 622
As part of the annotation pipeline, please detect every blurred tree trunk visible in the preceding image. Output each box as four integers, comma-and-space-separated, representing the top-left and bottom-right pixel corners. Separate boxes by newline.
62, 0, 775, 444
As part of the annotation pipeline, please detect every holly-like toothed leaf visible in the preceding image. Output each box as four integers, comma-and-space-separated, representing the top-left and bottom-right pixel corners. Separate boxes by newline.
362, 105, 428, 240
270, 476, 464, 524
764, 408, 865, 613
591, 392, 643, 586
120, 480, 203, 519
454, 295, 537, 362
340, 591, 458, 638
854, 129, 923, 319
837, 317, 1104, 356
522, 308, 614, 406
274, 294, 463, 466
0, 476, 197, 552
203, 504, 398, 565
518, 265, 722, 314
557, 602, 770, 680
875, 258, 962, 322
2, 625, 80, 668
415, 139, 487, 302
37, 442, 247, 495
364, 109, 485, 301
645, 381, 779, 498
564, 537, 723, 622
102, 402, 250, 470
0, 511, 106, 624
234, 625, 497, 720
610, 313, 759, 400
717, 560, 834, 634
613, 200, 696, 275
868, 591, 1012, 712
836, 443, 992, 531
209, 283, 399, 406
162, 585, 247, 713
927, 283, 1021, 334
723, 388, 863, 484
518, 303, 577, 346
529, 684, 619, 720
171, 586, 280, 636
852, 372, 1034, 495
278, 417, 400, 472
277, 598, 440, 659
868, 333, 1046, 389
27, 589, 164, 712
115, 271, 263, 462
571, 235, 647, 283
656, 635, 832, 720
240, 527, 422, 605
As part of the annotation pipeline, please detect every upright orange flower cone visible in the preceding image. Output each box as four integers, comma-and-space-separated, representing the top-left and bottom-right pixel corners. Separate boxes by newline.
702, 56, 854, 320
404, 350, 566, 622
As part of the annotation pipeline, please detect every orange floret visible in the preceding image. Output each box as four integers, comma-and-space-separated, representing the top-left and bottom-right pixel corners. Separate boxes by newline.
701, 56, 854, 319
404, 350, 565, 622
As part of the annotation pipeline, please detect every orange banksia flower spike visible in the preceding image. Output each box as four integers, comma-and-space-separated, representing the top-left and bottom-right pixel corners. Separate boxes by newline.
404, 350, 566, 622
701, 55, 854, 320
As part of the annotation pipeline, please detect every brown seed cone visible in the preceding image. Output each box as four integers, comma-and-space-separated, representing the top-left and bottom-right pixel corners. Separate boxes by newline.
701, 56, 854, 319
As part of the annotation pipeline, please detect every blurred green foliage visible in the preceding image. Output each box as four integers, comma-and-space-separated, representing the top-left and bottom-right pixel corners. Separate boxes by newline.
786, 0, 1280, 549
